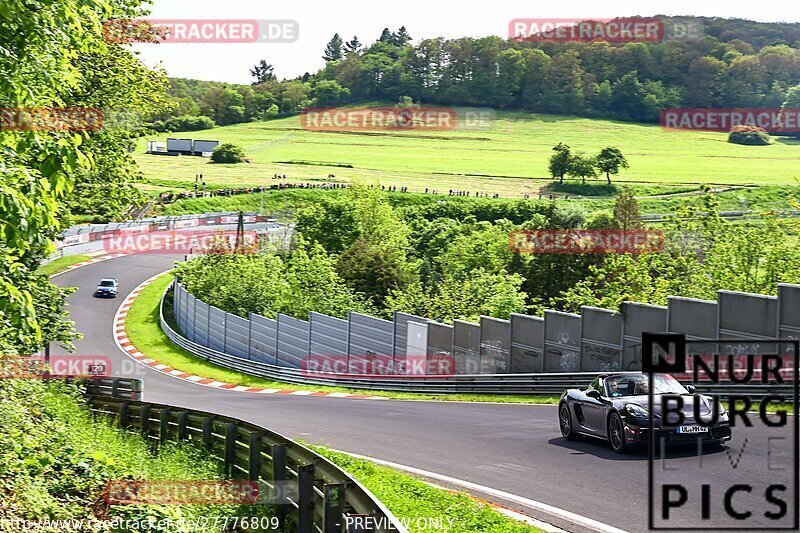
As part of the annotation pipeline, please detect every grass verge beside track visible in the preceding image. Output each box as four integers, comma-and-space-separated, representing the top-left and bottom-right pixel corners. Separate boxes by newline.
308, 445, 543, 533
123, 273, 560, 404
37, 254, 91, 276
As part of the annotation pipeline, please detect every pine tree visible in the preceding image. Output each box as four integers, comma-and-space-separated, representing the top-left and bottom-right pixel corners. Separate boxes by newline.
378, 28, 393, 42
394, 26, 412, 46
250, 60, 276, 84
323, 33, 344, 62
344, 35, 361, 54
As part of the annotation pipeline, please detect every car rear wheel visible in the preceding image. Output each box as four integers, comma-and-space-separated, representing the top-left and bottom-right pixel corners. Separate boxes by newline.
608, 412, 628, 453
559, 403, 578, 441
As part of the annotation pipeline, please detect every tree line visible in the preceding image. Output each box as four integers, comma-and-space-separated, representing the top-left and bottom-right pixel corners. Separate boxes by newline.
152, 17, 800, 131
549, 144, 629, 184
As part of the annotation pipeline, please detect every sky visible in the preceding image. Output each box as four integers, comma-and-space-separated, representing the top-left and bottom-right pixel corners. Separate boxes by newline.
131, 0, 800, 84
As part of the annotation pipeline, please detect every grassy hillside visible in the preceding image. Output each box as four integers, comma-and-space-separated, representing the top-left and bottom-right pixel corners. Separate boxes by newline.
135, 110, 800, 198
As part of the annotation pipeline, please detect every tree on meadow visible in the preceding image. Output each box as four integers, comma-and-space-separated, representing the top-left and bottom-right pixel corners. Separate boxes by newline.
567, 153, 597, 184
548, 143, 572, 183
595, 147, 630, 184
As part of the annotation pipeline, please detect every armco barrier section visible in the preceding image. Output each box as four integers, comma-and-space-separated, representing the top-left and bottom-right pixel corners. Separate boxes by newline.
543, 311, 581, 372
85, 380, 404, 533
171, 281, 800, 379
160, 290, 793, 399
250, 313, 277, 363
779, 284, 800, 343
622, 303, 667, 371
87, 377, 143, 401
453, 320, 480, 375
480, 317, 511, 374
580, 306, 622, 372
667, 296, 717, 340
277, 314, 310, 369
510, 314, 544, 373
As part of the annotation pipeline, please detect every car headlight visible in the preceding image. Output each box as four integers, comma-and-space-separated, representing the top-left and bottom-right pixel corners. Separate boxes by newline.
625, 404, 650, 418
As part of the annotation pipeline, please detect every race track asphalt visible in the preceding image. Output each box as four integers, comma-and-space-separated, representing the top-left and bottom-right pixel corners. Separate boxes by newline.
52, 253, 795, 533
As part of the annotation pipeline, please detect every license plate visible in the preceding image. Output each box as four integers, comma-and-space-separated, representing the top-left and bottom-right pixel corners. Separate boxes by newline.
677, 425, 709, 434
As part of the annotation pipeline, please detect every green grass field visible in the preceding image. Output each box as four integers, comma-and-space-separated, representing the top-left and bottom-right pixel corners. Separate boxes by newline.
135, 109, 800, 198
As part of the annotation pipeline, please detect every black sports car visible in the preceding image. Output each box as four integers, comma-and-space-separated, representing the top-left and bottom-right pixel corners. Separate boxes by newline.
558, 372, 732, 453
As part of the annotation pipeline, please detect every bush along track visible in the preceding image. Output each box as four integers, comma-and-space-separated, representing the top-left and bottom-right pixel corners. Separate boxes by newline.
120, 271, 560, 404
0, 379, 275, 531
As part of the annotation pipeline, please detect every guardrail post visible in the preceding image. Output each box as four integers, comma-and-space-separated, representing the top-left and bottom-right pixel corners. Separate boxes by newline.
271, 444, 288, 527
297, 464, 315, 533
247, 317, 252, 361
188, 295, 196, 342
248, 431, 262, 481
119, 402, 129, 428
202, 417, 215, 450
176, 411, 188, 440
159, 408, 172, 443
224, 423, 238, 478
223, 313, 228, 353
131, 379, 143, 401
323, 484, 344, 533
111, 378, 119, 398
140, 404, 151, 439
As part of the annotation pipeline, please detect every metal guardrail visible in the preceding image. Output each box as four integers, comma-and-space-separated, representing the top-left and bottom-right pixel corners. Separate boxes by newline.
87, 377, 143, 401
159, 286, 792, 399
85, 378, 405, 533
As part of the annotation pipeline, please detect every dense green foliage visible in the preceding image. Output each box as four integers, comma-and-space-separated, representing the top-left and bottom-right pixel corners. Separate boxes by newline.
149, 115, 216, 132
0, 0, 167, 353
728, 125, 771, 145
176, 239, 375, 319
178, 185, 800, 323
210, 143, 247, 163
156, 17, 800, 129
554, 194, 800, 311
0, 380, 270, 531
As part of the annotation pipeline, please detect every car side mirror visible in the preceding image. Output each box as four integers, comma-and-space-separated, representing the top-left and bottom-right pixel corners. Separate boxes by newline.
685, 384, 696, 394
587, 389, 603, 400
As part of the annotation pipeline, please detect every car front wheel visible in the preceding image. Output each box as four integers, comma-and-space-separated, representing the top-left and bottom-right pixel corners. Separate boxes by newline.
559, 403, 578, 441
608, 412, 628, 454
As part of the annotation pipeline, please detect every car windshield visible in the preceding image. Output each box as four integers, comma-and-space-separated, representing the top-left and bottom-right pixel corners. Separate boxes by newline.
605, 374, 687, 397
99, 280, 115, 287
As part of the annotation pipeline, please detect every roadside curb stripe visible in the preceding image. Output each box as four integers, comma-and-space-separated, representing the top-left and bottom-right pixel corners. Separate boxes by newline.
112, 270, 387, 401
49, 253, 129, 277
